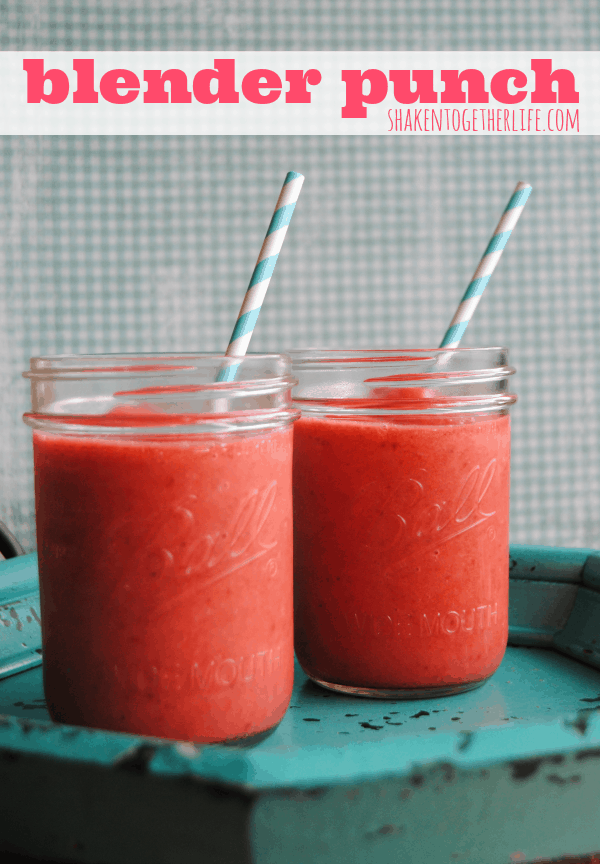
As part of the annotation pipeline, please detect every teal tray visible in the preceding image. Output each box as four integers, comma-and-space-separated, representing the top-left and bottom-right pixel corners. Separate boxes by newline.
0, 554, 43, 680
2, 547, 600, 864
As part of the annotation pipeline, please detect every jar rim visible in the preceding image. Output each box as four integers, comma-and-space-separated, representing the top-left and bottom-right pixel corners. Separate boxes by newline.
290, 346, 516, 416
24, 352, 294, 386
289, 346, 514, 379
288, 346, 506, 351
23, 352, 299, 432
288, 346, 510, 364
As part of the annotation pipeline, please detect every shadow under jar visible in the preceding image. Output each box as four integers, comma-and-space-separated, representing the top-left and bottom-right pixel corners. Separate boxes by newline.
24, 353, 299, 743
291, 348, 517, 699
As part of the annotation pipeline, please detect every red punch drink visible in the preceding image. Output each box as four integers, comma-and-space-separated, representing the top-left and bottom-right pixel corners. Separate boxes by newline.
291, 348, 516, 699
24, 354, 298, 742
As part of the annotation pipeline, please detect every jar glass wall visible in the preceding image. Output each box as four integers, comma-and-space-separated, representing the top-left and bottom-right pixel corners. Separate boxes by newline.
24, 353, 299, 742
291, 348, 516, 699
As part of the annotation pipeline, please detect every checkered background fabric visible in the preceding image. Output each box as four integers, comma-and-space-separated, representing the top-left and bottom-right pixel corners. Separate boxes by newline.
1, 1, 600, 551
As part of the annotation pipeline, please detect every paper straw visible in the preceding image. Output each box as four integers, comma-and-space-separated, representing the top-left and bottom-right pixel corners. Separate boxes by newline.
439, 181, 532, 349
216, 171, 305, 382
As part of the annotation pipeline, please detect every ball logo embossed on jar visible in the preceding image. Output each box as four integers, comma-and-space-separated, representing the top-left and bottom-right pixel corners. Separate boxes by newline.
156, 480, 277, 583
103, 480, 280, 618
353, 459, 497, 564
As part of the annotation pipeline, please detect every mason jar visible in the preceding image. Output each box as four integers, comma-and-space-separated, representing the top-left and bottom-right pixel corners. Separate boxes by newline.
291, 347, 516, 699
24, 353, 298, 743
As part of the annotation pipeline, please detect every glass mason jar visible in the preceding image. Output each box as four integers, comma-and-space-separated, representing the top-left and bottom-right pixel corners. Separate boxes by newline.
23, 353, 299, 743
290, 348, 516, 699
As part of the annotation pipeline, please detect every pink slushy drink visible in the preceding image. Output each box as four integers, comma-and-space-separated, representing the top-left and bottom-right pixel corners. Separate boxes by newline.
25, 353, 298, 742
291, 348, 516, 698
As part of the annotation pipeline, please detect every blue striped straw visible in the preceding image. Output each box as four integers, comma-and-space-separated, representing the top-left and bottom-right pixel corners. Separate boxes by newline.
439, 181, 532, 349
217, 171, 305, 382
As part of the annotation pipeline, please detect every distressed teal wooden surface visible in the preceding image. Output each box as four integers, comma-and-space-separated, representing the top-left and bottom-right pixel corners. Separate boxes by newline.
507, 549, 600, 672
2, 549, 600, 862
509, 544, 593, 583
0, 553, 39, 598
555, 585, 600, 670
249, 747, 600, 864
582, 554, 600, 592
4, 647, 600, 789
508, 580, 579, 645
3, 649, 600, 862
0, 553, 42, 679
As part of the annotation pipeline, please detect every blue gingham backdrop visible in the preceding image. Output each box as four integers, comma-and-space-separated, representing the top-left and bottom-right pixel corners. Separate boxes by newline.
1, 1, 599, 551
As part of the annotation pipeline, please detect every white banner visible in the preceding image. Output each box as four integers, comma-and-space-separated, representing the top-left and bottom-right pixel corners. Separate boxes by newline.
1, 51, 596, 135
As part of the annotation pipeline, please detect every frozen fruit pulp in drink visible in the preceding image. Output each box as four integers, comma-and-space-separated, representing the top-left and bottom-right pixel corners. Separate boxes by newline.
34, 422, 294, 742
293, 411, 510, 690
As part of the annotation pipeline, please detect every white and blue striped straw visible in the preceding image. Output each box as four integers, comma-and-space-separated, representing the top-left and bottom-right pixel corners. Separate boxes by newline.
439, 181, 532, 349
217, 171, 305, 382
